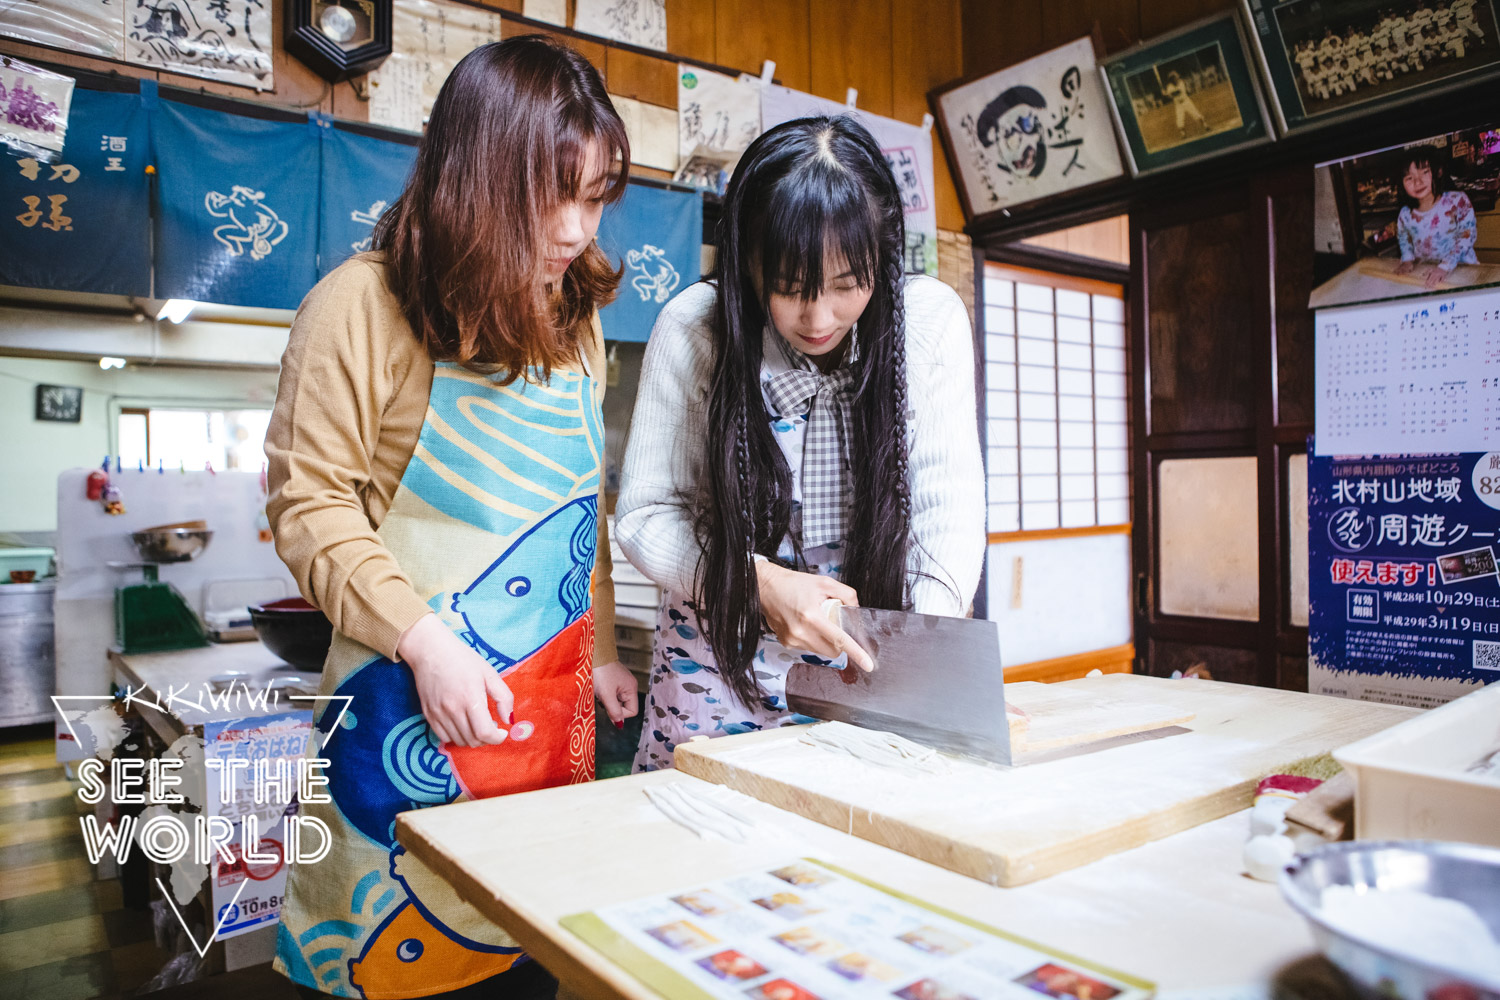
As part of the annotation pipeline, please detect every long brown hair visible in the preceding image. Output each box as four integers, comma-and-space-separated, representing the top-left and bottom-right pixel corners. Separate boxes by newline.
373, 36, 629, 379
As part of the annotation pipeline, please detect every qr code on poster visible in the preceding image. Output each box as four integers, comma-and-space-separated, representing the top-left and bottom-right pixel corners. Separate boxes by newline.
1473, 640, 1500, 671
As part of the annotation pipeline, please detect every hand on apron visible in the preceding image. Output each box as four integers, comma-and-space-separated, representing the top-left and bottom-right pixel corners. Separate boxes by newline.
398, 612, 515, 746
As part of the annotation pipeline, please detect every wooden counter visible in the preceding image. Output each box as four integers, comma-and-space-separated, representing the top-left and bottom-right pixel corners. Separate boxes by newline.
397, 768, 1338, 1000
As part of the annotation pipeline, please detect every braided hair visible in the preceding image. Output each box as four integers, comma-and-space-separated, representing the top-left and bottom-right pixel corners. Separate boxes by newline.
696, 115, 913, 709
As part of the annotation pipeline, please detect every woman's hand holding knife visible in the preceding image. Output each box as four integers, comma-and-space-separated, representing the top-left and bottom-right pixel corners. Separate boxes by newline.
754, 561, 875, 672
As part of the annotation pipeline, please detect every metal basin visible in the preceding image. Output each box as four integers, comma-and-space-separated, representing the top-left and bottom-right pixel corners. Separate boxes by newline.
130, 529, 213, 563
1281, 841, 1500, 1000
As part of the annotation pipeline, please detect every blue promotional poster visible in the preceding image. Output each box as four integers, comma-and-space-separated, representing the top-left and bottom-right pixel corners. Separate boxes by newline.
1309, 445, 1500, 707
595, 182, 703, 343
150, 94, 320, 310
0, 88, 151, 296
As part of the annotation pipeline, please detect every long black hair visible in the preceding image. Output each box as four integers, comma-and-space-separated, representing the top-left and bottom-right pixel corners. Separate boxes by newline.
695, 114, 912, 709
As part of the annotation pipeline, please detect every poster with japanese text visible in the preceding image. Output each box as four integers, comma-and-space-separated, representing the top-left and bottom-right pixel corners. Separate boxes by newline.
0, 58, 73, 157
933, 36, 1123, 222
563, 858, 1153, 1000
151, 97, 319, 309
368, 0, 502, 132
574, 0, 666, 52
203, 711, 313, 939
318, 125, 418, 278
1309, 446, 1500, 708
760, 86, 939, 277
125, 0, 273, 91
0, 87, 150, 296
677, 65, 761, 163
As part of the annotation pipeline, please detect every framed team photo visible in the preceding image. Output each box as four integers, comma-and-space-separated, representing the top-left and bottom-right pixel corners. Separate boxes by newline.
929, 36, 1126, 225
1242, 0, 1500, 135
1101, 10, 1274, 177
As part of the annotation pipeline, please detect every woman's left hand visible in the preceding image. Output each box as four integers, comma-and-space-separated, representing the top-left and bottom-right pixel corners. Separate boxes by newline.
594, 661, 639, 729
1425, 266, 1451, 289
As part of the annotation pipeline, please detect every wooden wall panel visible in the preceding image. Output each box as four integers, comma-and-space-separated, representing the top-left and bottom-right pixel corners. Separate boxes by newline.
715, 0, 811, 90
963, 0, 1043, 79
1139, 0, 1232, 40
809, 0, 892, 116
1271, 176, 1316, 429
666, 0, 719, 66
1145, 202, 1258, 434
892, 0, 965, 231
1040, 0, 1140, 52
962, 0, 1232, 74
605, 47, 678, 107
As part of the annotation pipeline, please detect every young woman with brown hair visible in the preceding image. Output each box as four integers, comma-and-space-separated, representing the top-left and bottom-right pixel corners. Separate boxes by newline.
267, 36, 637, 999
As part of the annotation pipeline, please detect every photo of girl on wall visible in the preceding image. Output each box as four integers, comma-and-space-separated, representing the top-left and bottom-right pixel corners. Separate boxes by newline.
1309, 125, 1500, 307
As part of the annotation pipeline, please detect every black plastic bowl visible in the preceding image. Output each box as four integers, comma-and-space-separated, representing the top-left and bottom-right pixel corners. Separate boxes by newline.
249, 597, 334, 671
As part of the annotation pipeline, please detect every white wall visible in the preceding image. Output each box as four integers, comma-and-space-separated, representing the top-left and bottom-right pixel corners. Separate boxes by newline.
985, 533, 1133, 666
0, 356, 280, 533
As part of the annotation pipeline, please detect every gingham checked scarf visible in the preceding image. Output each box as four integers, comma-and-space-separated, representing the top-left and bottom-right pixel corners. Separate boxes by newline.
764, 355, 856, 549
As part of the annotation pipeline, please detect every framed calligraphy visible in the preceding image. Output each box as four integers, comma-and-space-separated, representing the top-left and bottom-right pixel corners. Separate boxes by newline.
928, 36, 1124, 226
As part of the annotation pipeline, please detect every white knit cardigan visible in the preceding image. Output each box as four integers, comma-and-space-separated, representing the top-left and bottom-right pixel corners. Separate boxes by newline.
614, 275, 986, 617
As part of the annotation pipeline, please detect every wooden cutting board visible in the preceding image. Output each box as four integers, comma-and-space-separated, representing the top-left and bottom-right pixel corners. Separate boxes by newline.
675, 674, 1416, 887
1005, 679, 1195, 755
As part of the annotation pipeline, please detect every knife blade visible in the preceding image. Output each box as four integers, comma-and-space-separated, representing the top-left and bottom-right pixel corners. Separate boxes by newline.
784, 605, 1013, 766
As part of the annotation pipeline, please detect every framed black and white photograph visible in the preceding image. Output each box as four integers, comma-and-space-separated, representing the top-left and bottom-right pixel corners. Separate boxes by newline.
1242, 0, 1500, 135
1101, 11, 1273, 177
929, 36, 1125, 226
35, 384, 82, 423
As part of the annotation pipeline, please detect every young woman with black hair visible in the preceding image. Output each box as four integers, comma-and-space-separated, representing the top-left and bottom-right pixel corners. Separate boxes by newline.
616, 115, 986, 772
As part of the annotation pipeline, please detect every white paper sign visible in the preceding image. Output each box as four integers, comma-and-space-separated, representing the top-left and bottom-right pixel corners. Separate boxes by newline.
936, 36, 1122, 215
369, 0, 503, 132
522, 0, 567, 27
125, 0, 274, 91
0, 0, 124, 59
574, 0, 666, 52
760, 86, 939, 277
678, 65, 761, 163
1315, 285, 1500, 456
0, 58, 75, 158
612, 93, 679, 172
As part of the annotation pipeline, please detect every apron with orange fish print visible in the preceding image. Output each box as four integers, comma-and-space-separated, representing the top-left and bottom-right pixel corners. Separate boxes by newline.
273, 358, 604, 999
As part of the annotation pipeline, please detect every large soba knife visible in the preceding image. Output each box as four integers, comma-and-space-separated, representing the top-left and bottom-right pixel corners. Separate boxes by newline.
784, 605, 1014, 766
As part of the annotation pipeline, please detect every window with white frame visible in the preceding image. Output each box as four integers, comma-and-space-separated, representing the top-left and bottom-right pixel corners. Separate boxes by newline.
982, 263, 1129, 533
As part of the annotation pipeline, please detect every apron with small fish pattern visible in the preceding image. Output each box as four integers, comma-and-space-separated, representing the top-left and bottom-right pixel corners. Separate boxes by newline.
274, 358, 605, 999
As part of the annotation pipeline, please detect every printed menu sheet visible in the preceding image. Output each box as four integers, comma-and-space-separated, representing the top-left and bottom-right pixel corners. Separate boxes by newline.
1315, 285, 1500, 456
562, 859, 1154, 1000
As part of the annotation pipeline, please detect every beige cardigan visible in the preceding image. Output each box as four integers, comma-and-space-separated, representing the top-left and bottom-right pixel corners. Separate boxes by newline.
265, 254, 618, 665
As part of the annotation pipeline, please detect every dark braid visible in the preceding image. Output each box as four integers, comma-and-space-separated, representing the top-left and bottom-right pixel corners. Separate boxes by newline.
693, 114, 929, 708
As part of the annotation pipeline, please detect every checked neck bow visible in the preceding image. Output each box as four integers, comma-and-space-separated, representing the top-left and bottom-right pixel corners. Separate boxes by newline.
764, 363, 857, 549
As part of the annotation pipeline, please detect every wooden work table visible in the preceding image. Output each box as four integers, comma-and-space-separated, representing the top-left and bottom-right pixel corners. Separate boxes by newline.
397, 767, 1349, 1000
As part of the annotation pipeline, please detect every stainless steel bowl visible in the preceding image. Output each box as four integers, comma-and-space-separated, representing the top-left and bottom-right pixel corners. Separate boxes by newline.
130, 529, 213, 563
1281, 841, 1500, 1000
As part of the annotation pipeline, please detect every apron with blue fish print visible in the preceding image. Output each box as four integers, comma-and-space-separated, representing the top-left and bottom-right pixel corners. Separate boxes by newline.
274, 360, 605, 998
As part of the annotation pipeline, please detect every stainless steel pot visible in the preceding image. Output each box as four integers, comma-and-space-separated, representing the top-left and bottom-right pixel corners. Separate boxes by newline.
0, 581, 55, 727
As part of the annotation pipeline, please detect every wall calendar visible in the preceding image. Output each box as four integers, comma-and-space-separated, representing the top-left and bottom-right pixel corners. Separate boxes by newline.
1315, 284, 1500, 456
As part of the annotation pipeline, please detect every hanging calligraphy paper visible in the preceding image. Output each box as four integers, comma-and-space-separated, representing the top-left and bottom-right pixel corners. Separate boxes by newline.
0, 57, 74, 158
368, 0, 502, 132
574, 0, 666, 52
677, 64, 761, 163
596, 183, 702, 343
125, 0, 274, 92
0, 1, 125, 60
0, 86, 149, 295
760, 85, 939, 278
151, 96, 318, 308
318, 124, 417, 278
